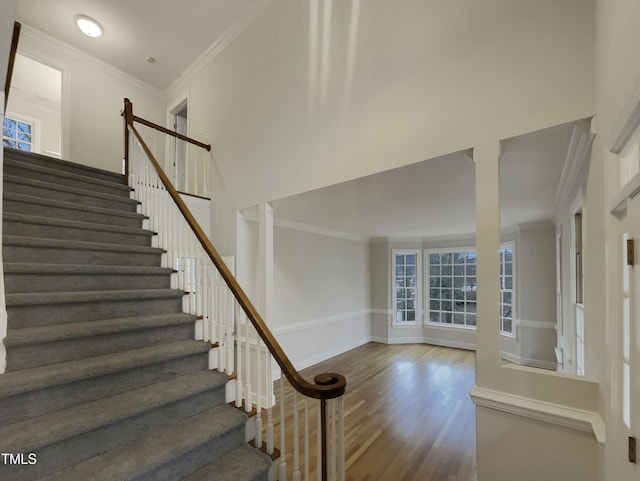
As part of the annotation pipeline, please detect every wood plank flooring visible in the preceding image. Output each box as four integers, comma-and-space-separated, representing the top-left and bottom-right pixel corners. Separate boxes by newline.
264, 342, 477, 481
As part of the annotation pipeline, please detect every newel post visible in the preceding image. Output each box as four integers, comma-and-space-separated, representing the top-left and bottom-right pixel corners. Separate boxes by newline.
123, 98, 133, 185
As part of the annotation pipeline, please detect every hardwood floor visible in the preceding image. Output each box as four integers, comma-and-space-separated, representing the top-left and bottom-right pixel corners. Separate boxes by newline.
265, 342, 477, 481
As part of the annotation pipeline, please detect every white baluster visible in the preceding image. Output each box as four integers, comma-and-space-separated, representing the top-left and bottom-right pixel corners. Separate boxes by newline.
338, 396, 345, 481
244, 318, 252, 411
266, 354, 274, 455
227, 288, 235, 377
317, 401, 322, 481
279, 376, 287, 481
255, 338, 263, 448
293, 391, 301, 481
235, 305, 243, 408
304, 398, 309, 481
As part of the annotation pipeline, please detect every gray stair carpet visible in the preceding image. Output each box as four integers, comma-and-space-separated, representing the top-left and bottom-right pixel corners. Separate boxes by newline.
0, 147, 271, 481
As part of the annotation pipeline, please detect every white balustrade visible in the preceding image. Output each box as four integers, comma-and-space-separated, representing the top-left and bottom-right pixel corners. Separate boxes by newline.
127, 118, 345, 481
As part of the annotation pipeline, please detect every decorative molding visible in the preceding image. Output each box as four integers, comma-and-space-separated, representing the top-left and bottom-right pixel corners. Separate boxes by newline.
470, 385, 605, 444
500, 351, 557, 371
19, 25, 165, 101
516, 319, 557, 330
273, 309, 371, 336
554, 123, 594, 212
609, 170, 640, 215
166, 0, 276, 97
240, 209, 369, 243
274, 217, 369, 243
609, 71, 640, 153
423, 337, 476, 351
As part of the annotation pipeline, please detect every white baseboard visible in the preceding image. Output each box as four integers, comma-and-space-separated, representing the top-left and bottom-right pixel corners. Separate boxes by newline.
293, 336, 372, 371
423, 336, 476, 351
500, 351, 557, 371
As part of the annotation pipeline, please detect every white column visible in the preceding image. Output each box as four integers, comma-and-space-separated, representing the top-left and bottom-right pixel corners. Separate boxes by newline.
0, 95, 6, 374
258, 202, 274, 321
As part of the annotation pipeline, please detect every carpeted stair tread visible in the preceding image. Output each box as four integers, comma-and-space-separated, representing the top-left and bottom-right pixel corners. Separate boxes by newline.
2, 370, 227, 453
182, 445, 272, 481
3, 235, 164, 254
6, 289, 185, 307
4, 148, 123, 182
3, 192, 146, 222
5, 313, 196, 346
4, 174, 139, 207
0, 340, 210, 398
36, 404, 247, 481
3, 263, 172, 275
3, 212, 154, 237
4, 158, 132, 193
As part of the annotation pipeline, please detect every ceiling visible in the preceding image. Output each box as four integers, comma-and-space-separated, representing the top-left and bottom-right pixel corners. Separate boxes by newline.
272, 120, 591, 240
16, 0, 262, 90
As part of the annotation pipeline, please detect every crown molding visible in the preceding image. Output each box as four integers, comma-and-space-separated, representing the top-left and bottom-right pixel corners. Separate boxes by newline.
166, 0, 275, 97
18, 24, 165, 101
609, 71, 640, 153
554, 123, 594, 211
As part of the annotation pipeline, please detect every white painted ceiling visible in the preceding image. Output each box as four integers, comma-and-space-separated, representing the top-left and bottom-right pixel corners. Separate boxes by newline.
272, 120, 591, 240
16, 0, 261, 90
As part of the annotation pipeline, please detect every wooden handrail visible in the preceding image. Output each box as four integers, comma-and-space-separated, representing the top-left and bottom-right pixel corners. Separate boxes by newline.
123, 98, 346, 401
130, 111, 211, 151
3, 21, 21, 114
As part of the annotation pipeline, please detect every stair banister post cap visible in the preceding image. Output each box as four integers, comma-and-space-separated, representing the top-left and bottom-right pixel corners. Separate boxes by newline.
313, 373, 347, 398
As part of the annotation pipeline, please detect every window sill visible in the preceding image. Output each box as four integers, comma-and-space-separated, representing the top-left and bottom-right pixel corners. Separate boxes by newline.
424, 322, 476, 331
391, 322, 421, 328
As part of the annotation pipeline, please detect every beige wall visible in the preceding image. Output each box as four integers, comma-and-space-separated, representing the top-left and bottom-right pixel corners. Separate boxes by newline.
273, 225, 371, 369
0, 0, 16, 89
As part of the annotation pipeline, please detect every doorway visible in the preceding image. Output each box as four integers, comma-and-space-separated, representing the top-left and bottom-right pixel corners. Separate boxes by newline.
169, 100, 188, 192
4, 53, 62, 158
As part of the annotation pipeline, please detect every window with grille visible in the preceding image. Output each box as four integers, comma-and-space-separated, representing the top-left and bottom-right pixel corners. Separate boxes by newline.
392, 250, 421, 324
2, 117, 33, 152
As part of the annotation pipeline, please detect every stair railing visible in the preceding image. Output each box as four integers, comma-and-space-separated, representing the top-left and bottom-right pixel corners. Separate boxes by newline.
123, 98, 346, 481
3, 21, 21, 115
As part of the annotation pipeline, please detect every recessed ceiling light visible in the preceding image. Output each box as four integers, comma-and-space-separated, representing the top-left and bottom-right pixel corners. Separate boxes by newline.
146, 56, 156, 64
75, 15, 103, 38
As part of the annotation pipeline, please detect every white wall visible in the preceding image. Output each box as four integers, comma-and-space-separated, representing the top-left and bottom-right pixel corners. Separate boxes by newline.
594, 0, 640, 480
167, 0, 595, 254
273, 225, 370, 370
16, 26, 166, 173
0, 0, 16, 89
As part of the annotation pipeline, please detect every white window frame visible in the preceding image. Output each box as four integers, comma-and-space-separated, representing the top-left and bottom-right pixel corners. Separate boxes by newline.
423, 243, 515, 335
391, 249, 421, 326
424, 246, 478, 330
2, 115, 34, 152
499, 242, 516, 337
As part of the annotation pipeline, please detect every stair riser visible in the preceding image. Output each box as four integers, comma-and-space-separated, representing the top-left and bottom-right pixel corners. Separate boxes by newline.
5, 273, 171, 293
4, 152, 123, 183
4, 220, 153, 247
2, 388, 226, 481
4, 164, 131, 198
6, 324, 194, 371
7, 297, 184, 328
0, 352, 209, 427
4, 181, 138, 212
3, 245, 162, 266
137, 426, 245, 481
3, 198, 144, 228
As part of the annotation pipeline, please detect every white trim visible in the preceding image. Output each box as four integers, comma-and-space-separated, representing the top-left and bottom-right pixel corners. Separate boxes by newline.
609, 70, 640, 153
379, 336, 425, 345
0, 94, 6, 373
423, 337, 476, 351
19, 25, 165, 101
470, 385, 605, 444
554, 124, 595, 212
274, 217, 369, 243
166, 0, 275, 96
516, 319, 557, 330
291, 336, 371, 372
500, 351, 558, 371
272, 309, 371, 335
609, 170, 640, 215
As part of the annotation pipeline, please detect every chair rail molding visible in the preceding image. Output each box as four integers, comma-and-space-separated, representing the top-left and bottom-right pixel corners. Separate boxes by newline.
470, 385, 605, 444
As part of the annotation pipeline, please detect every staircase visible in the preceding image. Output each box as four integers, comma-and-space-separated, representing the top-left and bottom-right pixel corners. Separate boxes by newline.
0, 148, 271, 481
